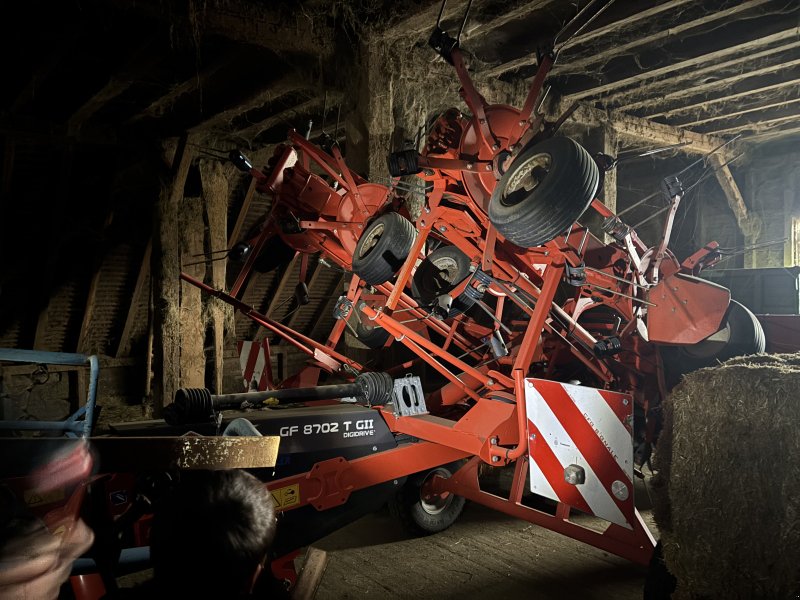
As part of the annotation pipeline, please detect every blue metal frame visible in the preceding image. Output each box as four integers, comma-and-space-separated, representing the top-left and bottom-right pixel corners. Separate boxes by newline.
0, 348, 99, 438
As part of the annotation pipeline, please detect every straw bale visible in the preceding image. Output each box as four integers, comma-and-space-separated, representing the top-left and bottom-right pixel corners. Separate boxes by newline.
652, 353, 800, 599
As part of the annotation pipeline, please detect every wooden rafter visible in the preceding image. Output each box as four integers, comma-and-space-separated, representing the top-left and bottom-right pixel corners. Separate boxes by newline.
191, 75, 308, 133
710, 154, 761, 239
570, 33, 800, 104
484, 0, 767, 79
677, 97, 800, 128
747, 123, 800, 143
708, 114, 800, 137
229, 178, 258, 246
623, 56, 800, 116
565, 101, 737, 158
650, 77, 800, 121
116, 240, 152, 357
235, 92, 343, 142
308, 273, 345, 341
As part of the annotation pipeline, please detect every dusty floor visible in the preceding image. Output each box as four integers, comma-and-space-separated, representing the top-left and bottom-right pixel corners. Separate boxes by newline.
313, 477, 657, 600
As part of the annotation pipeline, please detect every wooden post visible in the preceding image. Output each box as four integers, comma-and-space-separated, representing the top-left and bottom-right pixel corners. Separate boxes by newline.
151, 135, 194, 416
179, 197, 206, 388
601, 124, 618, 215
200, 160, 229, 394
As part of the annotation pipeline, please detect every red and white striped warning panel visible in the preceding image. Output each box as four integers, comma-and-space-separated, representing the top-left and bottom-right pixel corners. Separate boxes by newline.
237, 340, 273, 392
525, 379, 635, 529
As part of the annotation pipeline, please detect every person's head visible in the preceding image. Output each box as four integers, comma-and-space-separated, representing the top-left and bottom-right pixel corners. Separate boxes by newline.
150, 469, 276, 596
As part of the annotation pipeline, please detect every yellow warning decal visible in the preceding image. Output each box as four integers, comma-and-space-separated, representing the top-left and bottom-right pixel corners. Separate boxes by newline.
23, 488, 65, 507
270, 484, 300, 509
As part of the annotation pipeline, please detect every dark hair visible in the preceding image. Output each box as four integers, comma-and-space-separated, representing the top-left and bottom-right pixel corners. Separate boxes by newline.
150, 470, 276, 596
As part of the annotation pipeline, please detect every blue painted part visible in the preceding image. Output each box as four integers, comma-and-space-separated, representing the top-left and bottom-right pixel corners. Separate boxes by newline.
0, 349, 100, 437
71, 546, 151, 575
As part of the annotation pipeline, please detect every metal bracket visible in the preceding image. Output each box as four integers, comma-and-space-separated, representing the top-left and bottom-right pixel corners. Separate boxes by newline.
564, 262, 586, 286
392, 375, 428, 417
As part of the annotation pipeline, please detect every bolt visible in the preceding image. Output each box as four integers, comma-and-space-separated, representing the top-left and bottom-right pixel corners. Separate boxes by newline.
492, 144, 499, 151
622, 398, 629, 406
529, 433, 536, 441
518, 120, 525, 126
372, 445, 378, 451
490, 437, 498, 445
492, 456, 500, 463
466, 163, 474, 169
486, 378, 494, 386
485, 164, 492, 171
393, 479, 398, 485
682, 299, 688, 304
479, 119, 486, 125
439, 226, 447, 232
425, 206, 430, 213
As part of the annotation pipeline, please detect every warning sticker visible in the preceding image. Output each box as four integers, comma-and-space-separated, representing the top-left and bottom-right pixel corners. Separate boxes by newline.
270, 484, 300, 509
23, 488, 65, 508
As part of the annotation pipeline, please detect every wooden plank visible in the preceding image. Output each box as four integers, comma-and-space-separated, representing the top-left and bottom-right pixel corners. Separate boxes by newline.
116, 240, 152, 358
483, 0, 752, 78
566, 102, 737, 158
624, 56, 800, 115
292, 547, 329, 600
746, 123, 800, 143
200, 160, 229, 394
190, 74, 307, 133
710, 154, 761, 241
152, 135, 195, 415
254, 255, 300, 342
706, 114, 800, 136
568, 31, 800, 103
229, 177, 258, 246
179, 197, 207, 389
236, 93, 343, 142
677, 97, 800, 128
600, 124, 618, 215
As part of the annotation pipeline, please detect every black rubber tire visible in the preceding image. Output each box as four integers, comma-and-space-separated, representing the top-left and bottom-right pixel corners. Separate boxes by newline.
353, 303, 391, 349
352, 212, 417, 285
488, 136, 599, 248
661, 299, 766, 385
411, 245, 475, 318
388, 461, 466, 536
253, 235, 297, 273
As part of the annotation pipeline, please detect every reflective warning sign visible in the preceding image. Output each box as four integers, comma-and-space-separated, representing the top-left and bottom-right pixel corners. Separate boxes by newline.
23, 488, 65, 507
270, 484, 300, 509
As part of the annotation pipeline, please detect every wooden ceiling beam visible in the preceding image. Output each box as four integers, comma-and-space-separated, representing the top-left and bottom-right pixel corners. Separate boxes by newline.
706, 114, 800, 137
746, 123, 800, 143
486, 0, 771, 78
674, 97, 800, 128
621, 56, 800, 115
116, 240, 151, 358
235, 91, 343, 143
565, 101, 738, 158
649, 77, 800, 121
568, 31, 800, 104
190, 75, 308, 134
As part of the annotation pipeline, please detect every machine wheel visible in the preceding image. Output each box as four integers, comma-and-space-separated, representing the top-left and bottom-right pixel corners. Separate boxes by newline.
352, 212, 417, 285
488, 136, 598, 248
388, 461, 466, 535
411, 246, 475, 317
353, 304, 391, 349
662, 299, 766, 385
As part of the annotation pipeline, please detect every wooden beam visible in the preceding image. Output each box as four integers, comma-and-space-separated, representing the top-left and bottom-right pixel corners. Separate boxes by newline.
116, 240, 152, 358
677, 97, 800, 128
235, 93, 343, 142
567, 31, 800, 104
746, 123, 800, 143
77, 213, 115, 353
179, 197, 206, 389
600, 124, 618, 214
135, 55, 233, 121
555, 0, 773, 76
200, 160, 229, 394
253, 255, 299, 341
462, 0, 559, 43
706, 114, 800, 137
484, 0, 765, 79
152, 135, 195, 415
565, 101, 738, 158
229, 178, 258, 246
710, 154, 761, 239
649, 77, 800, 121
623, 56, 800, 115
190, 75, 308, 134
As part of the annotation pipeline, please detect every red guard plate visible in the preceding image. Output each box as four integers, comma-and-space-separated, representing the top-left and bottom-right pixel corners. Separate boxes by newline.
526, 379, 635, 529
647, 273, 730, 344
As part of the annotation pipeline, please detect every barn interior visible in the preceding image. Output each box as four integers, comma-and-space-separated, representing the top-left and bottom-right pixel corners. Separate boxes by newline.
1, 0, 799, 598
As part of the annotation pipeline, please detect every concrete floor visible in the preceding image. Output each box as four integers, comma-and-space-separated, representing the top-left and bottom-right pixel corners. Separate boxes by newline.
313, 478, 657, 600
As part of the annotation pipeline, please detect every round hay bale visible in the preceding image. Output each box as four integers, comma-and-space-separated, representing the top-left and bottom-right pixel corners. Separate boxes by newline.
652, 353, 800, 599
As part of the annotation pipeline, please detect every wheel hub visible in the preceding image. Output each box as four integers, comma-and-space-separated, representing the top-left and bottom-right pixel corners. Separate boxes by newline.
419, 468, 454, 515
358, 222, 384, 258
501, 152, 551, 207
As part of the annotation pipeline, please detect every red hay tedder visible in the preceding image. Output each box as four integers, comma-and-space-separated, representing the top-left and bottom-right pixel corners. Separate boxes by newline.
170, 0, 764, 575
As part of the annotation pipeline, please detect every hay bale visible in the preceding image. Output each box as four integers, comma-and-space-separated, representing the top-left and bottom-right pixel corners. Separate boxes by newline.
653, 353, 800, 599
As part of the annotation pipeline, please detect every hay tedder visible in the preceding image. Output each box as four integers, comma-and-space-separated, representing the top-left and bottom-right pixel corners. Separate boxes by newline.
169, 0, 766, 578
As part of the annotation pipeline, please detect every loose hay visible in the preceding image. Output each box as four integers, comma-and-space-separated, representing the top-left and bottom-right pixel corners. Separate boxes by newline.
652, 353, 800, 599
